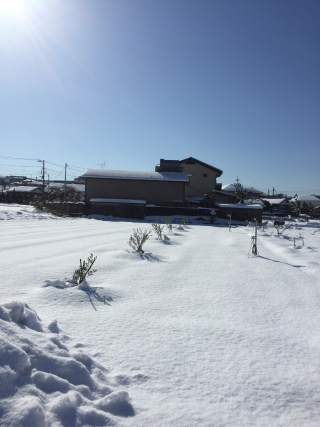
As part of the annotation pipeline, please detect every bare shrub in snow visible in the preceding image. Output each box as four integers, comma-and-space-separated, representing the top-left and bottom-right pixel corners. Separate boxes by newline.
274, 221, 290, 236
180, 218, 188, 228
128, 228, 151, 253
152, 223, 168, 240
32, 200, 44, 211
162, 217, 174, 233
294, 233, 305, 247
73, 254, 97, 284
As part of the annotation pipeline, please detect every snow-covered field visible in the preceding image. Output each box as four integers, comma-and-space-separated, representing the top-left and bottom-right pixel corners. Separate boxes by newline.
1, 204, 319, 427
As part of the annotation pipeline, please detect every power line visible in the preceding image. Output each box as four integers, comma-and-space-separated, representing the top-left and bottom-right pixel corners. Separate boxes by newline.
0, 164, 39, 167
68, 165, 87, 170
0, 156, 88, 171
0, 156, 41, 161
45, 161, 64, 168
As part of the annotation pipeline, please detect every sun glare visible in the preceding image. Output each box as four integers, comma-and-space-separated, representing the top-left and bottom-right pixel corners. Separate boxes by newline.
0, 0, 25, 15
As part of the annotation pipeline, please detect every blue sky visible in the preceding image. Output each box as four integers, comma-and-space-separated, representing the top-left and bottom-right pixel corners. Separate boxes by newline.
0, 0, 319, 195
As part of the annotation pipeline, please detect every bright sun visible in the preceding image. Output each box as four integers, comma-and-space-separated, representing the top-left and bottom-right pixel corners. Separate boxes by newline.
0, 0, 25, 15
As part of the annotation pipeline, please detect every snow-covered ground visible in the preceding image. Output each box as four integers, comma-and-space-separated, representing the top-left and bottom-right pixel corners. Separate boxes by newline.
1, 204, 319, 427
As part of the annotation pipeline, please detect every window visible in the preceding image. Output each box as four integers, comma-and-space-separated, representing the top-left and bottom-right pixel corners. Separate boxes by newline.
203, 174, 207, 177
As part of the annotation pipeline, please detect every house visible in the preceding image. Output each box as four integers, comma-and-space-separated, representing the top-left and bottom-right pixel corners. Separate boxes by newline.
262, 198, 293, 213
81, 168, 189, 217
155, 159, 182, 173
20, 179, 44, 187
179, 157, 223, 198
211, 189, 239, 204
3, 186, 43, 202
4, 175, 27, 185
222, 184, 263, 198
291, 195, 320, 208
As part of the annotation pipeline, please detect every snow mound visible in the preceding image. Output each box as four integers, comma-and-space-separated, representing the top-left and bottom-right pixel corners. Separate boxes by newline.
0, 203, 66, 221
42, 279, 91, 291
0, 302, 134, 426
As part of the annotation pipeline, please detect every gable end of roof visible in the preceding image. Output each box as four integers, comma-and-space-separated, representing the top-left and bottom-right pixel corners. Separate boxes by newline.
179, 157, 223, 177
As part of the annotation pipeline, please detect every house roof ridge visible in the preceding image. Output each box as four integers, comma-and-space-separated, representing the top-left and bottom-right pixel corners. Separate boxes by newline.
81, 168, 189, 183
179, 157, 223, 176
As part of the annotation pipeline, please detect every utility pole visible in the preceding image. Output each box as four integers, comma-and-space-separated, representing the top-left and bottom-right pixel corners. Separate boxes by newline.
38, 160, 45, 191
236, 176, 239, 184
64, 163, 67, 202
272, 187, 275, 197
42, 160, 45, 191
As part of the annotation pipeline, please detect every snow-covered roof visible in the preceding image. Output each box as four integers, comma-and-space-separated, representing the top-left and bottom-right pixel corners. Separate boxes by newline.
46, 183, 85, 193
5, 186, 42, 193
244, 198, 265, 205
245, 187, 263, 194
222, 184, 237, 191
262, 198, 290, 205
294, 195, 320, 202
21, 179, 43, 186
82, 169, 189, 182
90, 198, 146, 204
222, 184, 263, 194
216, 203, 263, 209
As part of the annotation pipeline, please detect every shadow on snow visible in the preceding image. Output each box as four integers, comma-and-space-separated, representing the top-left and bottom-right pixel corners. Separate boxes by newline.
83, 287, 113, 311
258, 255, 305, 268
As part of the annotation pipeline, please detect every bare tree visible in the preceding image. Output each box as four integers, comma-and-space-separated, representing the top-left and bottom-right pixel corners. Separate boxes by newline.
234, 183, 248, 204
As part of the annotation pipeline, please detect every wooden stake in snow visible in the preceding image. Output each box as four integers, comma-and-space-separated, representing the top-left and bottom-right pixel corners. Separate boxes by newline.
252, 218, 258, 255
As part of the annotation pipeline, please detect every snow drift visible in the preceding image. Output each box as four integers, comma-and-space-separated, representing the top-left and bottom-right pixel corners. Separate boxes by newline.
0, 302, 134, 427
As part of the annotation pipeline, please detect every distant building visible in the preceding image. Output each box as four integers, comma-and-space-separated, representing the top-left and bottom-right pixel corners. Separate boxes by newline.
179, 157, 223, 198
3, 176, 27, 186
81, 168, 189, 217
291, 195, 320, 208
4, 186, 43, 202
222, 184, 263, 198
155, 159, 182, 173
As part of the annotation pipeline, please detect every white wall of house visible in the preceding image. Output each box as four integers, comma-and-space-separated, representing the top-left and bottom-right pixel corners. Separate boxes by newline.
180, 161, 220, 198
